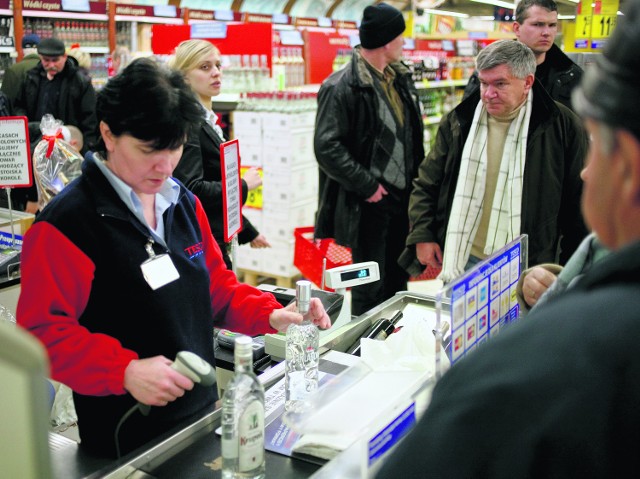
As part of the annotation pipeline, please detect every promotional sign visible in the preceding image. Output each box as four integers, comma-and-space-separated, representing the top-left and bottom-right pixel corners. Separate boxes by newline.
240, 165, 263, 209
220, 139, 243, 242
0, 117, 32, 188
436, 235, 528, 369
591, 0, 619, 49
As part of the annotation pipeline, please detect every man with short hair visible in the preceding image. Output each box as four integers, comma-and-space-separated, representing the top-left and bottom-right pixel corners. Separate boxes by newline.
378, 2, 640, 475
314, 2, 424, 315
13, 37, 97, 213
1, 33, 41, 109
464, 0, 582, 111
399, 39, 588, 283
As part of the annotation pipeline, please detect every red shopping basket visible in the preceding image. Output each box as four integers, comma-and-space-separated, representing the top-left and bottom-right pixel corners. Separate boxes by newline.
293, 226, 352, 290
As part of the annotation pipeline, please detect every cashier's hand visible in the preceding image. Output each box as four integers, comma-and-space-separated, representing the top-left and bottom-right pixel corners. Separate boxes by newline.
416, 242, 443, 269
124, 356, 195, 407
268, 297, 332, 332
522, 267, 557, 307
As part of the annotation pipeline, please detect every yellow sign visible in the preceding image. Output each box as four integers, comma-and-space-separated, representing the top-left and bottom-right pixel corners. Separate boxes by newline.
591, 14, 617, 39
240, 166, 263, 209
575, 14, 592, 39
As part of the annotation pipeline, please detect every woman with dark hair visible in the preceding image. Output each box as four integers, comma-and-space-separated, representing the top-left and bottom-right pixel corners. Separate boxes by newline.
16, 58, 331, 458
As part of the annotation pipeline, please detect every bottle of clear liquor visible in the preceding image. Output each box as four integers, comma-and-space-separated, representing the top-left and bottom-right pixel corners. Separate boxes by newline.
222, 335, 265, 479
284, 280, 319, 413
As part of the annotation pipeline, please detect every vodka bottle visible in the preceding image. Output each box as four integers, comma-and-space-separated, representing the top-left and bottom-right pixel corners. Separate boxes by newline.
222, 335, 265, 479
284, 280, 319, 413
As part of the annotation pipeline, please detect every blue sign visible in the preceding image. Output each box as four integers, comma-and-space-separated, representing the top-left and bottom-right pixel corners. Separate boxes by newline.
440, 236, 528, 365
191, 23, 228, 39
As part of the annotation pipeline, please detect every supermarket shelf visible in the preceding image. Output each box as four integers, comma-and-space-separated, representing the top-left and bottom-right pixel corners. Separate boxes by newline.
424, 116, 443, 126
416, 79, 468, 89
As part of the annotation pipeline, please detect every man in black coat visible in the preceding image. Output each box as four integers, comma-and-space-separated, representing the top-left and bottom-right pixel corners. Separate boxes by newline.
12, 37, 97, 213
313, 3, 424, 315
376, 0, 640, 476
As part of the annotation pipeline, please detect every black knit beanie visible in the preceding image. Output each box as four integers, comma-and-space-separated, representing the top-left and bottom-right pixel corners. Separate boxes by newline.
572, 0, 640, 140
359, 2, 406, 49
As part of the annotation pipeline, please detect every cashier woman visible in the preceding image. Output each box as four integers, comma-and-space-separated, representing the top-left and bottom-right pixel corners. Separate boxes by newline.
16, 58, 331, 458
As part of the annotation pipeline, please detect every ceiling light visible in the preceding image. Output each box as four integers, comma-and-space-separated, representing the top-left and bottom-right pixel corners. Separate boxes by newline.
470, 0, 516, 9
422, 8, 470, 17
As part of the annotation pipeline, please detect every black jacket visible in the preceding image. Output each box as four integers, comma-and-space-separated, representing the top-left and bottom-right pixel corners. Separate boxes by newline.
463, 43, 583, 111
173, 116, 259, 250
313, 47, 425, 247
378, 241, 640, 478
14, 58, 98, 154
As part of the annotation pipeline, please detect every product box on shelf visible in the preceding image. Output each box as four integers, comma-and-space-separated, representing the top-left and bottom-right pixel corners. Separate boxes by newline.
261, 198, 316, 243
262, 165, 318, 206
262, 127, 314, 152
261, 144, 315, 171
260, 110, 316, 132
261, 239, 298, 278
232, 111, 263, 143
234, 243, 264, 272
239, 143, 262, 167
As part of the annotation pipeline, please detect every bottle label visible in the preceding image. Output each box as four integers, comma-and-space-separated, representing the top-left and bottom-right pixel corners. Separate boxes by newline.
238, 399, 265, 472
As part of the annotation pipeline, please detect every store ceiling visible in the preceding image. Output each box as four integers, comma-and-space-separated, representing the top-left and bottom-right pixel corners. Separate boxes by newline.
176, 0, 594, 21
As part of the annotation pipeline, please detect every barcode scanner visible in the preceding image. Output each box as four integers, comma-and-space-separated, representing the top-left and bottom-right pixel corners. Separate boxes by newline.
138, 351, 216, 416
116, 352, 216, 458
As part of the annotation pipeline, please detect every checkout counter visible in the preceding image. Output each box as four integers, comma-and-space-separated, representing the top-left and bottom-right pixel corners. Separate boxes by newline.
46, 290, 445, 479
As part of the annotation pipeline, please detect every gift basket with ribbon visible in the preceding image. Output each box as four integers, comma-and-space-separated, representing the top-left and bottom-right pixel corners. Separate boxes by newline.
32, 114, 84, 211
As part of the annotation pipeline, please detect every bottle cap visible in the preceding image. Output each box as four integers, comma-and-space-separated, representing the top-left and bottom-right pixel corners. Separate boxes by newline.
296, 280, 311, 314
234, 335, 252, 358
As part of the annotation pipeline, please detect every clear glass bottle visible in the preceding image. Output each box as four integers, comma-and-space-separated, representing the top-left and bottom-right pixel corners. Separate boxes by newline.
222, 335, 265, 479
284, 280, 319, 413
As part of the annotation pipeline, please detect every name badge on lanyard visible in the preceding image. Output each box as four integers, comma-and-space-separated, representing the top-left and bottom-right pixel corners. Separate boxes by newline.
140, 239, 180, 290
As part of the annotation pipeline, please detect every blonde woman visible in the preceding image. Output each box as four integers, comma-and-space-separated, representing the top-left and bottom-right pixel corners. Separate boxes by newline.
169, 39, 269, 270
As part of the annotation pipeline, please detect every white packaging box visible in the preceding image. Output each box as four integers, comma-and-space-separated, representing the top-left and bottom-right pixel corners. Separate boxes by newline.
260, 111, 316, 131
234, 243, 263, 272
262, 127, 314, 152
262, 199, 316, 243
262, 164, 319, 205
261, 239, 298, 277
239, 143, 262, 167
242, 206, 263, 231
233, 110, 262, 134
261, 144, 315, 171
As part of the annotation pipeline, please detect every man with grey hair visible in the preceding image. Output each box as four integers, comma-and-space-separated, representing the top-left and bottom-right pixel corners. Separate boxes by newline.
379, 1, 640, 475
399, 39, 588, 282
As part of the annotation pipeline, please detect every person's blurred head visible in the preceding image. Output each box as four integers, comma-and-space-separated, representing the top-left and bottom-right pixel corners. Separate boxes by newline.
359, 2, 406, 62
67, 47, 91, 71
37, 38, 67, 78
169, 39, 222, 104
476, 39, 536, 117
573, 0, 640, 250
22, 33, 40, 55
95, 58, 201, 195
513, 0, 558, 61
111, 46, 131, 74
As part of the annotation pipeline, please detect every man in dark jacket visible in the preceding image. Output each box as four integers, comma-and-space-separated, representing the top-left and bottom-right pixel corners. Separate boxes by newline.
464, 0, 583, 112
13, 37, 98, 213
399, 39, 588, 283
1, 33, 41, 110
377, 1, 640, 476
314, 3, 424, 315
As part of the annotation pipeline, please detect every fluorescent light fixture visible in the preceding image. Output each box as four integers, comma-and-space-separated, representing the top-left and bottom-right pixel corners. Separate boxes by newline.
558, 14, 576, 19
470, 0, 515, 9
422, 8, 469, 18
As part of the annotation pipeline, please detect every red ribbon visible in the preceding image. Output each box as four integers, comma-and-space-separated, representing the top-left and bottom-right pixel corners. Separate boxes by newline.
41, 131, 65, 159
